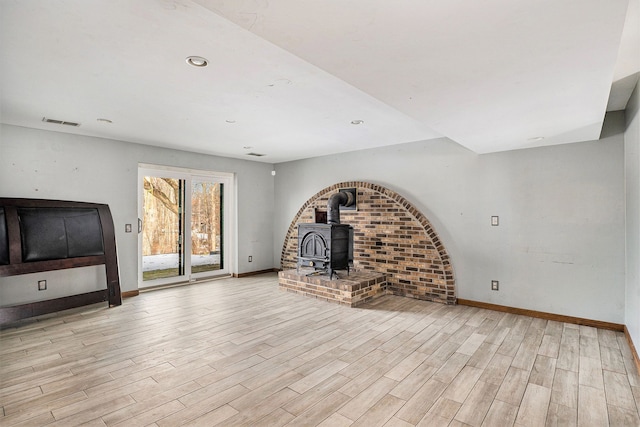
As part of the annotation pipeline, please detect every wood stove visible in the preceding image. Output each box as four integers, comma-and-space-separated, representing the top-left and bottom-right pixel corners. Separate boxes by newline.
297, 189, 356, 279
297, 223, 352, 279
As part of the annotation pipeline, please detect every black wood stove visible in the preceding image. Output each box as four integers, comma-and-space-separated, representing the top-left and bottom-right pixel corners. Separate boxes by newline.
297, 223, 352, 279
297, 189, 355, 279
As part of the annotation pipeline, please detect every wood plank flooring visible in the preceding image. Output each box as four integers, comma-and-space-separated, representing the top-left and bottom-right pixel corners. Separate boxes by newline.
1, 273, 639, 426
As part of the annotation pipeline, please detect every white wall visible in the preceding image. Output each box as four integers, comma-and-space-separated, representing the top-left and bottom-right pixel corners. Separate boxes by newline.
0, 124, 275, 302
0, 112, 631, 327
274, 113, 626, 323
625, 80, 640, 349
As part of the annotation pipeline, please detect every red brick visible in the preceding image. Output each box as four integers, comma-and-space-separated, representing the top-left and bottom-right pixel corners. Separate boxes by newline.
280, 182, 456, 305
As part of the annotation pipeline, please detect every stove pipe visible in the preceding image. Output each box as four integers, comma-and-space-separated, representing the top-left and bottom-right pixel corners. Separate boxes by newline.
327, 190, 354, 224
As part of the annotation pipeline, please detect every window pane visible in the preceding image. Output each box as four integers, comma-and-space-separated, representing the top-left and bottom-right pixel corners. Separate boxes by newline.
142, 176, 184, 281
190, 179, 223, 274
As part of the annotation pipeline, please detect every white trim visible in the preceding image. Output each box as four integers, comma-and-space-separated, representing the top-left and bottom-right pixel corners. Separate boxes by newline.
138, 163, 234, 180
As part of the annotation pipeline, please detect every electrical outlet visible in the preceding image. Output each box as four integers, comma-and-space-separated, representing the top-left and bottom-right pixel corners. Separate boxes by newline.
125, 224, 132, 233
248, 256, 252, 262
491, 280, 499, 291
491, 216, 499, 226
38, 280, 47, 291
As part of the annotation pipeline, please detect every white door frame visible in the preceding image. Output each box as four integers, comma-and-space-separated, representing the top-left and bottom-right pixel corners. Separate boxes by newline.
138, 164, 235, 288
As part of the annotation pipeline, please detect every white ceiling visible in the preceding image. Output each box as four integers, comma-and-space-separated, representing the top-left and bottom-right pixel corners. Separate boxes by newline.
1, 0, 638, 164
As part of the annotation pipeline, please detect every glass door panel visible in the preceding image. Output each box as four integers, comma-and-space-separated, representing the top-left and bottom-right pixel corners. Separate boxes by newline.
190, 178, 224, 275
142, 176, 185, 281
139, 166, 232, 288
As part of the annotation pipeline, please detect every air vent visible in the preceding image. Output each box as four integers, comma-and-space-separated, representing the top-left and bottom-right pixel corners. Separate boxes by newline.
246, 152, 266, 157
42, 117, 80, 127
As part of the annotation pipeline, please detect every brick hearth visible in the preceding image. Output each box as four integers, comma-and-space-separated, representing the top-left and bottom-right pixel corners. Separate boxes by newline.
278, 269, 387, 307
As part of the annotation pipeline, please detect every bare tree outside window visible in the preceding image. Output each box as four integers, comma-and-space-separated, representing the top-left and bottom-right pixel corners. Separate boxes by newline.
142, 176, 223, 281
190, 181, 223, 273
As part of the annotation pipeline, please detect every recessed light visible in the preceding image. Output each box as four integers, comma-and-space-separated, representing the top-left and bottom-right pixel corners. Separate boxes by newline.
97, 118, 112, 124
226, 120, 236, 124
351, 119, 364, 125
528, 136, 545, 141
186, 56, 208, 67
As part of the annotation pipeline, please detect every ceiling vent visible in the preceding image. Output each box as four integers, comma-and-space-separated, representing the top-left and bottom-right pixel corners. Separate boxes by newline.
42, 117, 80, 127
246, 152, 266, 157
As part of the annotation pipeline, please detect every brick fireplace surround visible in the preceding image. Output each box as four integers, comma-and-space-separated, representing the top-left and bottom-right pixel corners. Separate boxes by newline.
280, 181, 455, 305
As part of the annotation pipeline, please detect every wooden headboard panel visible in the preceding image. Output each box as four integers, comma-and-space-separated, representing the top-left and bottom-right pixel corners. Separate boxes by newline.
0, 198, 122, 324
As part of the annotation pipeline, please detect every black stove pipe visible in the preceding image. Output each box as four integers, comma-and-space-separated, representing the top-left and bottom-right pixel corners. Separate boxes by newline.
327, 190, 354, 224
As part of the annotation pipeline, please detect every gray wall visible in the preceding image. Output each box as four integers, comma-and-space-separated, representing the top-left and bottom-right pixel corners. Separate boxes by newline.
0, 124, 275, 303
0, 111, 632, 329
625, 80, 640, 349
274, 113, 626, 323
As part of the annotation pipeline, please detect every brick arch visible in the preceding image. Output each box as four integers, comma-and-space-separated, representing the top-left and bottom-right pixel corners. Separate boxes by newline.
280, 181, 456, 304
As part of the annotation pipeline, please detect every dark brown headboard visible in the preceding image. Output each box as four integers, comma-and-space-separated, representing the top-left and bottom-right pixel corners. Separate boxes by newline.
0, 198, 122, 324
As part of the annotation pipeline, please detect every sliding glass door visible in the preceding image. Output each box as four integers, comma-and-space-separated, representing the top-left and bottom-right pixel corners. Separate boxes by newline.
190, 177, 224, 276
141, 176, 185, 281
138, 166, 232, 288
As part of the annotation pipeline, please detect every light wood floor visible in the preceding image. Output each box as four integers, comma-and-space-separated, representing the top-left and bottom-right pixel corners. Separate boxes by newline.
1, 273, 639, 426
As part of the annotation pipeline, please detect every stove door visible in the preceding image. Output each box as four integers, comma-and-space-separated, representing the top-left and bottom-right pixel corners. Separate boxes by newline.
299, 231, 328, 260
